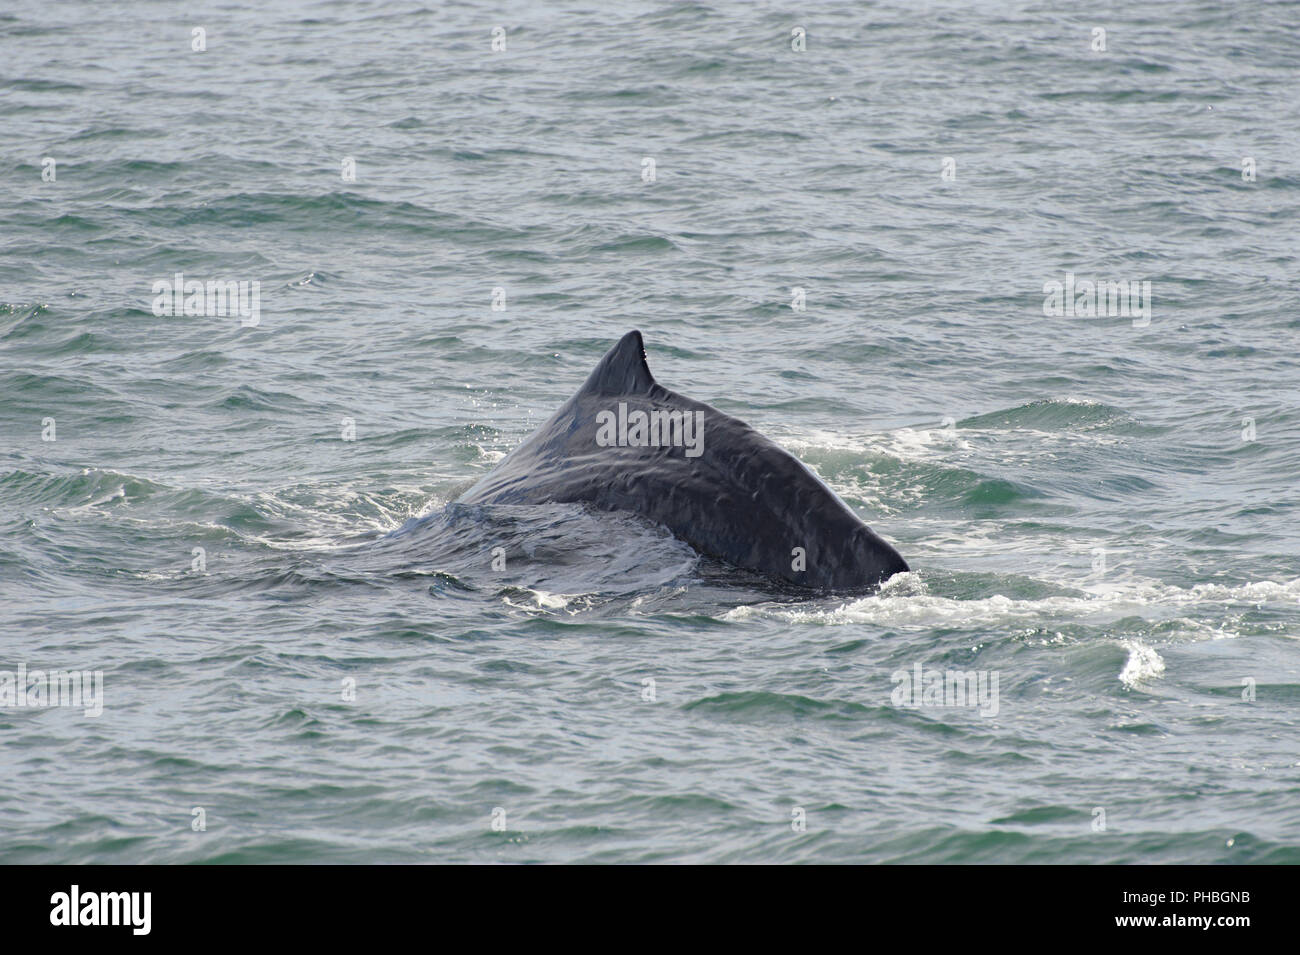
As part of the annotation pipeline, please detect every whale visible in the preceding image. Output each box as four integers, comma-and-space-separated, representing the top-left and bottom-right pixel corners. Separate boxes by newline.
457, 330, 908, 592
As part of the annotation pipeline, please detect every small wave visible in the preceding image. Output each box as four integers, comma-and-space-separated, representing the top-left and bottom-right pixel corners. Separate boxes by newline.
2, 467, 164, 510
960, 398, 1136, 433
0, 302, 48, 340
682, 690, 878, 722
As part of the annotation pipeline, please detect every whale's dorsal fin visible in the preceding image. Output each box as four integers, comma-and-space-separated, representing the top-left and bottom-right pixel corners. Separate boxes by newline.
579, 329, 656, 395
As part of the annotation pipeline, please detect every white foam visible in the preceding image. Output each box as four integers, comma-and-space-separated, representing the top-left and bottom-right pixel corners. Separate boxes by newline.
723, 572, 1300, 633
502, 589, 593, 614
1119, 639, 1166, 687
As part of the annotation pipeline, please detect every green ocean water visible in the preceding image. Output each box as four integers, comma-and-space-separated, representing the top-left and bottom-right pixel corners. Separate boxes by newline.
2, 0, 1299, 863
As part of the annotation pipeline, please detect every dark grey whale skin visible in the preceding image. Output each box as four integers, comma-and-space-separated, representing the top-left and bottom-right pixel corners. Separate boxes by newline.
456, 330, 909, 592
